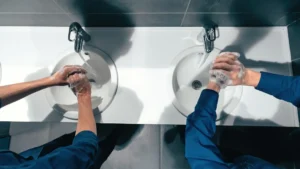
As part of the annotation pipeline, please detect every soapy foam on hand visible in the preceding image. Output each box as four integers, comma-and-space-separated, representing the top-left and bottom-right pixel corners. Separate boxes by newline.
209, 52, 245, 88
68, 73, 87, 90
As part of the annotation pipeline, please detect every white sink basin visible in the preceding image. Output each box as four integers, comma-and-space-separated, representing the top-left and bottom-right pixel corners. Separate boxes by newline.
45, 45, 118, 119
169, 46, 243, 120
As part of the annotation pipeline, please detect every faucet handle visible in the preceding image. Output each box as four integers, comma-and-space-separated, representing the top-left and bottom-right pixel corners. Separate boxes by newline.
68, 22, 91, 42
68, 22, 91, 53
204, 27, 216, 41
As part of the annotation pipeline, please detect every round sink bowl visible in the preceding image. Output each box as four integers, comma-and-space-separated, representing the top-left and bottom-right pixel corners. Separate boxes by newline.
169, 46, 242, 120
45, 45, 118, 119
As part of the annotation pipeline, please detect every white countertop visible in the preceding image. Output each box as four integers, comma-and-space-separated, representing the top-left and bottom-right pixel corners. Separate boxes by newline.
0, 27, 297, 126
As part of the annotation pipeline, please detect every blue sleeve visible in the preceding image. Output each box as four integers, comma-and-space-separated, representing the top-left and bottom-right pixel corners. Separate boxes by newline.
185, 89, 228, 169
256, 72, 300, 107
20, 131, 99, 169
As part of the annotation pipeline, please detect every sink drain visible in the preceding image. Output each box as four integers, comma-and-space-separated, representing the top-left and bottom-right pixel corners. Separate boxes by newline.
192, 80, 202, 90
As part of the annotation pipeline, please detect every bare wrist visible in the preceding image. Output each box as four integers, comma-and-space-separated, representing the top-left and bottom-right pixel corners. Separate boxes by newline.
243, 69, 261, 87
42, 77, 57, 87
77, 94, 91, 101
78, 95, 92, 108
207, 82, 220, 93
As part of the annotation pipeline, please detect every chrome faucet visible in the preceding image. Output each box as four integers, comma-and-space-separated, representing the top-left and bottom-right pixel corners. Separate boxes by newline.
68, 22, 91, 53
199, 25, 219, 53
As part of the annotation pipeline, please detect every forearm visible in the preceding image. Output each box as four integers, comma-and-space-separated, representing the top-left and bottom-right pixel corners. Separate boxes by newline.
244, 69, 300, 107
188, 82, 219, 137
0, 77, 55, 107
76, 95, 97, 135
185, 86, 224, 164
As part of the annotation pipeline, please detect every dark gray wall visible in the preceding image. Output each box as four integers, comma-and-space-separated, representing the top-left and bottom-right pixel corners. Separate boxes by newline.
287, 19, 300, 134
0, 0, 300, 27
288, 19, 300, 76
0, 122, 10, 150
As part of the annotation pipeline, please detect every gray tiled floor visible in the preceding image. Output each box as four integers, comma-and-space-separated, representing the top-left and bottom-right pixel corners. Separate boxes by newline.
9, 123, 189, 169
160, 125, 189, 169
101, 125, 161, 169
7, 123, 297, 169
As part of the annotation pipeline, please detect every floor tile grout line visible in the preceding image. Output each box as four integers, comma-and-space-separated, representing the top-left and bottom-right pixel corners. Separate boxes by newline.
180, 0, 191, 26
159, 125, 162, 169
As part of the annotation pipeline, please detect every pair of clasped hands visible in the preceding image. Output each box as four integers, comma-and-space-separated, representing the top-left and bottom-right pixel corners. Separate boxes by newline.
208, 52, 259, 92
51, 65, 91, 97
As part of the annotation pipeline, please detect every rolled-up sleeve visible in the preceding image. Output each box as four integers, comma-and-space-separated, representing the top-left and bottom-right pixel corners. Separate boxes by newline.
256, 72, 300, 107
185, 89, 228, 169
21, 131, 99, 169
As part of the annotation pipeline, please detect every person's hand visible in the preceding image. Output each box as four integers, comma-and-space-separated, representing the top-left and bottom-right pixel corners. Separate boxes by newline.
51, 65, 87, 86
210, 52, 245, 87
210, 52, 261, 87
68, 73, 91, 97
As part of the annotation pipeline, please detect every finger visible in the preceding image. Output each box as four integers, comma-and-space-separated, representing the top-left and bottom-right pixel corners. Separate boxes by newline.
212, 64, 241, 72
64, 67, 87, 77
67, 74, 76, 85
72, 65, 87, 73
69, 73, 89, 89
63, 65, 81, 68
62, 65, 84, 73
219, 52, 231, 56
225, 53, 238, 60
211, 69, 231, 76
231, 52, 240, 58
62, 65, 72, 68
214, 56, 236, 65
212, 63, 234, 71
218, 52, 239, 60
219, 52, 240, 57
67, 73, 81, 84
231, 64, 242, 71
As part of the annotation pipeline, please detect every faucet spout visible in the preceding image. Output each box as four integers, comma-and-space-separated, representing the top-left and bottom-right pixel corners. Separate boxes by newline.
68, 22, 91, 53
201, 25, 219, 53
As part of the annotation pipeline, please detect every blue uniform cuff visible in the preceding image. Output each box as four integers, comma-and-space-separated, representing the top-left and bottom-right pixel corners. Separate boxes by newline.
195, 89, 219, 112
256, 72, 283, 93
73, 131, 98, 145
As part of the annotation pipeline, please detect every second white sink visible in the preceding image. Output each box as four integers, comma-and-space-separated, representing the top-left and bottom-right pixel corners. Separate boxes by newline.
169, 46, 243, 120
